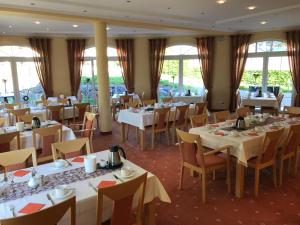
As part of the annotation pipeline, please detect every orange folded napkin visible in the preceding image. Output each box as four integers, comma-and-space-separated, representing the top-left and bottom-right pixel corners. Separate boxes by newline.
214, 131, 224, 136
18, 203, 45, 214
72, 157, 84, 163
13, 169, 30, 177
247, 132, 259, 136
97, 180, 116, 188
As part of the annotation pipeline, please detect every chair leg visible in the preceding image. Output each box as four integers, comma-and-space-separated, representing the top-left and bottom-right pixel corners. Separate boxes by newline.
178, 166, 184, 190
166, 129, 170, 146
254, 168, 260, 197
126, 125, 129, 140
172, 126, 175, 144
288, 158, 292, 174
151, 132, 155, 149
279, 159, 284, 186
201, 172, 206, 203
293, 152, 298, 176
227, 164, 231, 194
212, 170, 216, 180
272, 164, 277, 188
135, 127, 139, 140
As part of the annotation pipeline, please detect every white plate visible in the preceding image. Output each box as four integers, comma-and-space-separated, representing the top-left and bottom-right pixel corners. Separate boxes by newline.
50, 188, 74, 200
118, 171, 135, 179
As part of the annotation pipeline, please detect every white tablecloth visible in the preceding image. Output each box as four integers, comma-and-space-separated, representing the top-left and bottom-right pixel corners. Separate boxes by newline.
189, 118, 293, 165
111, 94, 141, 104
5, 123, 76, 150
172, 96, 203, 104
118, 105, 195, 130
241, 93, 278, 108
0, 151, 171, 225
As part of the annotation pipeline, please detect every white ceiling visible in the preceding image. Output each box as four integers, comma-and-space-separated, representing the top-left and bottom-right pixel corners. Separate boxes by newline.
0, 0, 299, 36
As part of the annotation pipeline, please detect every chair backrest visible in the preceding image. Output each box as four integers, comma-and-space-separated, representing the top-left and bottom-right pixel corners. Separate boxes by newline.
283, 124, 300, 155
52, 137, 91, 160
277, 93, 284, 109
46, 105, 64, 122
257, 128, 284, 164
58, 98, 68, 105
8, 108, 30, 125
18, 114, 34, 124
214, 110, 230, 123
190, 114, 207, 128
0, 117, 6, 127
0, 196, 76, 225
73, 103, 90, 123
0, 131, 20, 153
162, 97, 172, 103
120, 95, 133, 105
142, 99, 156, 107
236, 90, 241, 108
125, 101, 139, 109
97, 173, 147, 225
174, 105, 189, 127
194, 102, 207, 115
283, 106, 300, 117
4, 103, 20, 110
82, 112, 96, 139
0, 147, 37, 172
152, 107, 170, 131
236, 107, 250, 118
176, 129, 207, 169
32, 124, 62, 160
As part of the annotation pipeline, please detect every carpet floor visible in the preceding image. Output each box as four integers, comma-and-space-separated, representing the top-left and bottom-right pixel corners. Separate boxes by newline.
92, 122, 300, 225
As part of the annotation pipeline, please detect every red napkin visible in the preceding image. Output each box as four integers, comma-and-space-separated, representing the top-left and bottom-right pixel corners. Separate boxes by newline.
72, 157, 84, 163
18, 203, 45, 214
97, 180, 116, 188
247, 132, 259, 136
214, 131, 224, 136
211, 124, 219, 128
13, 170, 30, 177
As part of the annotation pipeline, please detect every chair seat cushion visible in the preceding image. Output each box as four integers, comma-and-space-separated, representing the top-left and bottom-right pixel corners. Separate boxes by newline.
198, 154, 226, 167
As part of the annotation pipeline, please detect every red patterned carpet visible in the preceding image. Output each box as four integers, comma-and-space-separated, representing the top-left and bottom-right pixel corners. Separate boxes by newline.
93, 122, 300, 225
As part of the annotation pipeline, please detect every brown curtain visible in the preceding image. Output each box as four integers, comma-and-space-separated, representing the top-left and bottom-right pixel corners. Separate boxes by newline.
67, 39, 86, 96
287, 31, 300, 106
116, 39, 135, 93
29, 38, 53, 97
196, 37, 215, 110
149, 38, 167, 100
229, 34, 252, 111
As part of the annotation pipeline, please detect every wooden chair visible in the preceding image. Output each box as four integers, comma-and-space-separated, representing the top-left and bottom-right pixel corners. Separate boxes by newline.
0, 131, 20, 153
125, 101, 139, 109
73, 103, 90, 123
18, 114, 34, 124
176, 129, 231, 203
162, 97, 172, 103
279, 124, 300, 186
4, 103, 20, 110
194, 102, 207, 115
277, 93, 284, 111
236, 107, 250, 118
142, 99, 156, 107
151, 107, 170, 149
282, 106, 300, 118
32, 124, 62, 164
120, 95, 133, 107
7, 108, 30, 125
96, 173, 147, 225
0, 147, 37, 172
172, 105, 189, 143
190, 114, 208, 128
213, 110, 230, 123
0, 117, 6, 127
247, 128, 284, 197
52, 137, 91, 160
58, 98, 68, 105
0, 196, 76, 225
46, 105, 65, 123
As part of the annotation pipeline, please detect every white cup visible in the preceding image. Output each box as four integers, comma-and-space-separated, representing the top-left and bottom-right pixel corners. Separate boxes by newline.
55, 185, 68, 198
54, 159, 65, 168
84, 155, 97, 173
121, 167, 132, 177
255, 126, 263, 132
206, 124, 212, 130
16, 122, 24, 132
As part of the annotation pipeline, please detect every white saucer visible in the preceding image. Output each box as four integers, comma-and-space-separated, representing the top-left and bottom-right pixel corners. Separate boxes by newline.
50, 188, 74, 200
118, 171, 135, 179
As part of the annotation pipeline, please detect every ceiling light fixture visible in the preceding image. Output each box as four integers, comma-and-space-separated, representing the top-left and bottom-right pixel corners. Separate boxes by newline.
46, 28, 50, 31
167, 7, 171, 10
82, 10, 88, 13
106, 27, 110, 30
126, 0, 131, 3
2, 32, 6, 34
30, 2, 35, 5
216, 0, 226, 5
8, 25, 12, 28
247, 5, 256, 10
72, 24, 78, 28
260, 21, 268, 25
35, 21, 40, 24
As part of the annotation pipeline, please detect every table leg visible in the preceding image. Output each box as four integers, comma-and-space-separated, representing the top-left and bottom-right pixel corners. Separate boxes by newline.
121, 123, 125, 143
235, 162, 245, 198
140, 129, 145, 150
144, 200, 156, 225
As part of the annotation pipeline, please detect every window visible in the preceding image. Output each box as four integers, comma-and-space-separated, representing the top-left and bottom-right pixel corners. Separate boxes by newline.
240, 40, 292, 108
0, 46, 43, 104
82, 47, 124, 104
159, 45, 203, 98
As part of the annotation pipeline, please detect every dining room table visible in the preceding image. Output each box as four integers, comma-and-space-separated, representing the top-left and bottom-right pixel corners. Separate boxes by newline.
189, 114, 297, 198
2, 121, 76, 150
118, 102, 196, 150
241, 92, 278, 108
0, 150, 171, 225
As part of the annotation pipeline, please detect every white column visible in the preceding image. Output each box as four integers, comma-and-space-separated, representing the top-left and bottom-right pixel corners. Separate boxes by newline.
94, 21, 112, 133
